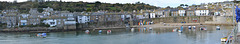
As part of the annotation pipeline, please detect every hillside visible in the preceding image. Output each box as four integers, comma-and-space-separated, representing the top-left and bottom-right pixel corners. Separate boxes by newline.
0, 1, 158, 13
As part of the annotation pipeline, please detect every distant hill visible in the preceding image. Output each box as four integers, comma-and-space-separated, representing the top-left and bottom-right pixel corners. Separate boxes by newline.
0, 1, 158, 13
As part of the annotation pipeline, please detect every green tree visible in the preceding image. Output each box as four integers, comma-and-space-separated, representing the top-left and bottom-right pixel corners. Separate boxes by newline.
166, 6, 171, 8
185, 4, 188, 7
180, 4, 184, 7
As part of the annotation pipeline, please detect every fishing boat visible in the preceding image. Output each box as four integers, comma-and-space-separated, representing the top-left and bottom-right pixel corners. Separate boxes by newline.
144, 27, 147, 30
221, 37, 227, 42
85, 30, 90, 33
178, 30, 182, 33
37, 33, 47, 38
149, 27, 152, 30
188, 26, 192, 29
216, 26, 220, 30
107, 30, 112, 34
131, 28, 134, 32
200, 27, 207, 30
192, 26, 196, 29
172, 28, 177, 32
99, 30, 102, 33
221, 36, 233, 42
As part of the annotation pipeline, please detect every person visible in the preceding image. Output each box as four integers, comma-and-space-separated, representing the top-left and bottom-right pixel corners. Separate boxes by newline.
180, 25, 183, 30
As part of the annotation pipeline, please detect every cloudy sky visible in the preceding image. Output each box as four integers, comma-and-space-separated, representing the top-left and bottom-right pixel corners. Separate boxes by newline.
0, 0, 230, 7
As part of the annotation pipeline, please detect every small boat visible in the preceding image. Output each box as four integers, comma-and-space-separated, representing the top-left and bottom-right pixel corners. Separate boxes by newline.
149, 27, 152, 30
85, 30, 90, 33
178, 30, 182, 33
172, 28, 177, 32
192, 26, 196, 29
37, 33, 47, 38
131, 28, 134, 32
99, 30, 102, 33
221, 37, 227, 42
200, 27, 207, 30
216, 26, 220, 30
107, 30, 112, 34
221, 36, 233, 42
144, 27, 147, 30
188, 26, 192, 29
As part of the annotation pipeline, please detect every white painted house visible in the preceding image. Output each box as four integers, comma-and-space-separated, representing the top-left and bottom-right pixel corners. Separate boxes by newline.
64, 17, 76, 25
43, 20, 57, 27
195, 9, 209, 16
178, 10, 186, 16
20, 20, 27, 26
77, 15, 90, 23
214, 12, 221, 16
150, 13, 156, 18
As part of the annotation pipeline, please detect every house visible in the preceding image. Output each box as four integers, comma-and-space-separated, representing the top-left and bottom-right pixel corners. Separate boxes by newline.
77, 15, 90, 23
178, 9, 186, 16
64, 17, 76, 25
5, 15, 17, 28
90, 12, 105, 22
28, 17, 40, 25
105, 13, 122, 21
150, 13, 156, 18
214, 12, 221, 16
64, 17, 77, 29
195, 9, 209, 16
18, 14, 29, 26
29, 8, 39, 15
42, 7, 54, 16
20, 14, 30, 18
43, 19, 57, 27
155, 10, 164, 17
143, 12, 150, 18
136, 14, 144, 19
41, 16, 67, 27
186, 9, 195, 16
170, 9, 179, 16
20, 20, 27, 26
223, 8, 233, 16
163, 9, 170, 17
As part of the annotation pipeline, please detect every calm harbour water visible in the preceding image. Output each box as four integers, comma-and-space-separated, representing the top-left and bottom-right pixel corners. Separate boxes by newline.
0, 26, 234, 44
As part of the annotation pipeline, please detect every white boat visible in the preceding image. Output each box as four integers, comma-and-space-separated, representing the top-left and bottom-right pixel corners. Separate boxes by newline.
192, 26, 196, 29
178, 30, 182, 33
131, 28, 134, 32
172, 28, 177, 32
216, 26, 220, 30
149, 27, 152, 30
200, 27, 207, 30
188, 26, 192, 29
37, 33, 47, 38
85, 30, 90, 33
107, 30, 112, 34
99, 30, 102, 33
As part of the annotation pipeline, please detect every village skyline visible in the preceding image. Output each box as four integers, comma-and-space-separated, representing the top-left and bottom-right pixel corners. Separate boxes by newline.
0, 0, 229, 7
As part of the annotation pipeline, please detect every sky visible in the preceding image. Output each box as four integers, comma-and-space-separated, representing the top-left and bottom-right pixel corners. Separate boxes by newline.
0, 0, 230, 7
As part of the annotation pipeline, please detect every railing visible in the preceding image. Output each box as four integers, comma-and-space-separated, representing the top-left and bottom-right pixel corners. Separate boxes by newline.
225, 26, 237, 44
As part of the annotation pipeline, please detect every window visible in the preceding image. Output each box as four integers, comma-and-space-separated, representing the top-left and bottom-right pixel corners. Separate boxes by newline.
50, 22, 55, 25
58, 22, 60, 24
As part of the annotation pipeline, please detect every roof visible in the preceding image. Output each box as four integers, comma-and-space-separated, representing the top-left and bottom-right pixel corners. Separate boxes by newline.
170, 9, 179, 11
105, 13, 122, 15
91, 12, 105, 15
20, 20, 27, 22
164, 9, 170, 11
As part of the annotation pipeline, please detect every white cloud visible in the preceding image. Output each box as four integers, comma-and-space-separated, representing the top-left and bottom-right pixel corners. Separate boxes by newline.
0, 0, 229, 7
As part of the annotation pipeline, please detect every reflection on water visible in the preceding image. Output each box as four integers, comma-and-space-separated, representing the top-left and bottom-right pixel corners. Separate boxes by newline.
0, 25, 233, 44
